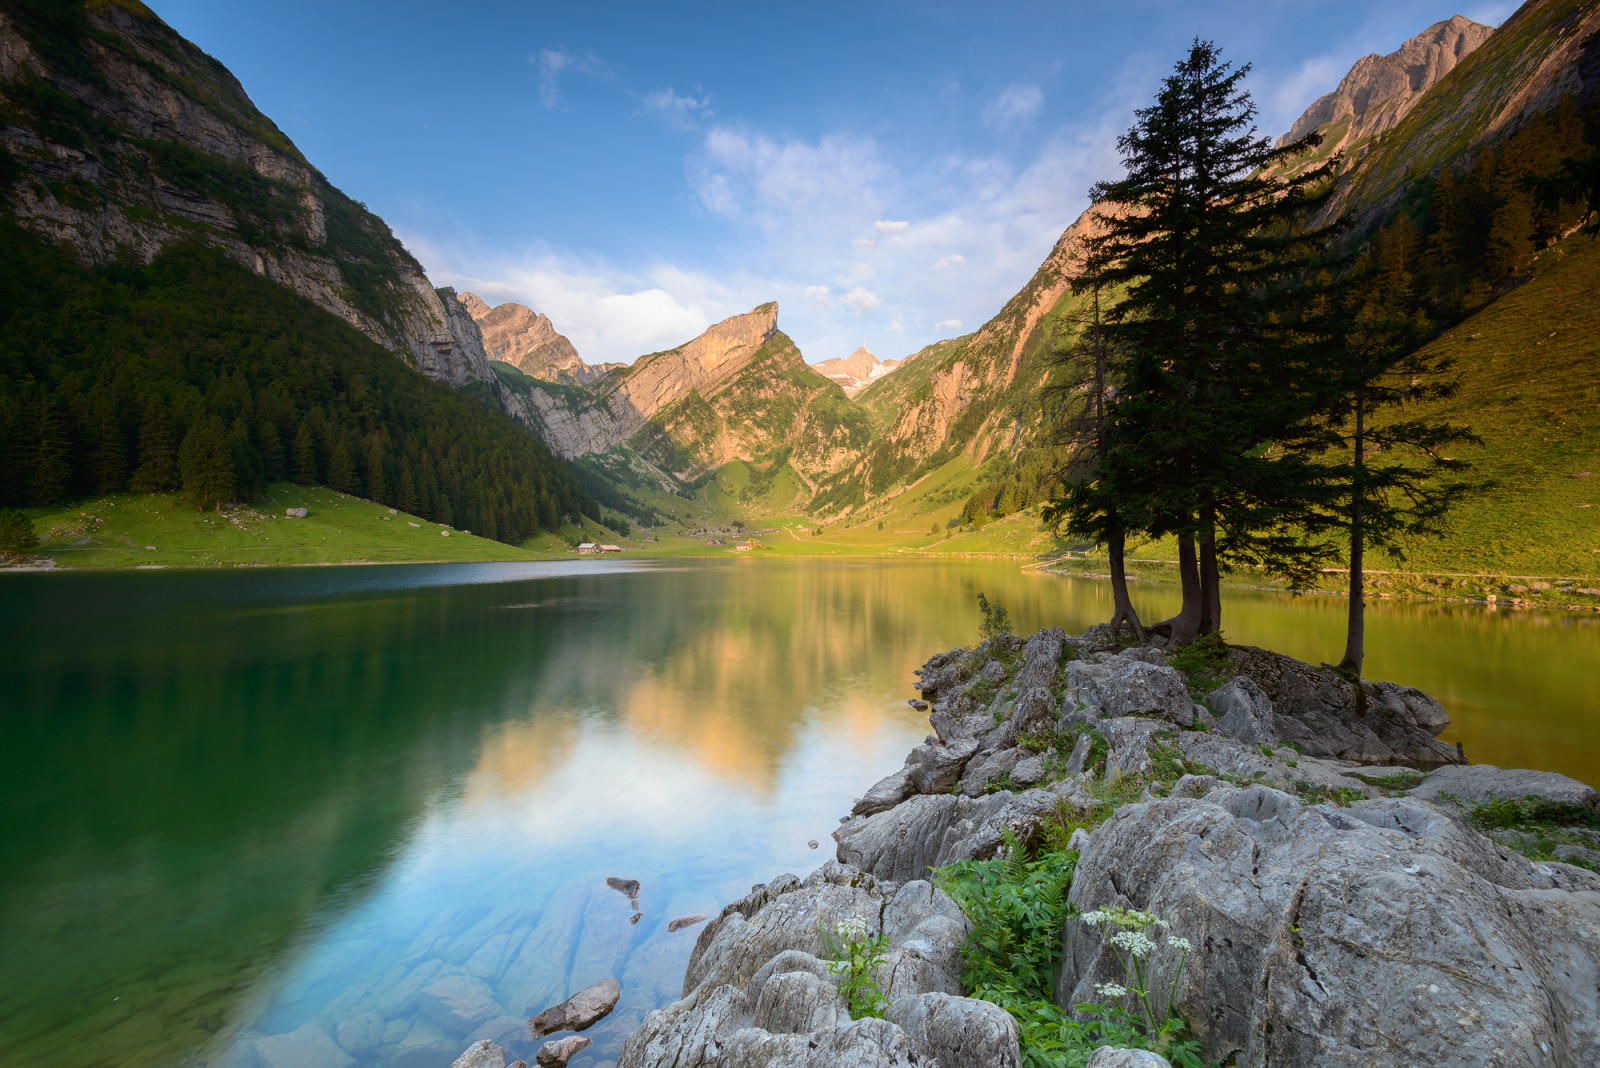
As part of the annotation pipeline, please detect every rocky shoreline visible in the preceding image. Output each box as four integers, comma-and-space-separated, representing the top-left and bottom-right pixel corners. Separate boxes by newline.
454, 626, 1600, 1068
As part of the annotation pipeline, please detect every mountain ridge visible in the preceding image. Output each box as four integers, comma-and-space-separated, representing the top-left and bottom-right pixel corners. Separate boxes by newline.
813, 346, 903, 397
457, 292, 624, 387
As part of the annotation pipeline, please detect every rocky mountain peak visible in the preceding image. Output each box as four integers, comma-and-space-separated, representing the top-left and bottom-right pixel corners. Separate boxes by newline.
814, 346, 904, 397
455, 292, 622, 386
1278, 15, 1494, 153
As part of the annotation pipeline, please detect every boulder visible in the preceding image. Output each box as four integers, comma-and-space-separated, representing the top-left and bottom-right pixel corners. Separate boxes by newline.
1014, 629, 1067, 691
1065, 657, 1191, 724
618, 863, 1011, 1068
669, 914, 709, 932
1010, 687, 1060, 737
835, 779, 1091, 884
852, 768, 914, 816
1224, 645, 1461, 765
1059, 785, 1600, 1067
959, 747, 1021, 796
528, 976, 621, 1037
286, 507, 308, 518
535, 1035, 591, 1067
451, 1040, 507, 1068
1085, 1049, 1171, 1068
885, 992, 1021, 1068
903, 736, 981, 795
1407, 764, 1600, 809
1207, 676, 1276, 744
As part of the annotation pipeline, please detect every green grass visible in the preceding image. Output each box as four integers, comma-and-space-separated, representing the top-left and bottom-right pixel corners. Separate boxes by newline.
16, 484, 582, 568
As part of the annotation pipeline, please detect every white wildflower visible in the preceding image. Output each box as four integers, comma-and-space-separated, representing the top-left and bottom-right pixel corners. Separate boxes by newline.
1110, 930, 1157, 958
1094, 982, 1129, 998
1081, 910, 1109, 927
836, 916, 870, 941
1167, 935, 1192, 953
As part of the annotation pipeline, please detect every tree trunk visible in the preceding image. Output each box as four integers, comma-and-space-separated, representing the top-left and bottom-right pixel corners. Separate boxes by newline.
1338, 389, 1367, 675
1107, 520, 1147, 643
1166, 529, 1203, 645
1198, 497, 1221, 636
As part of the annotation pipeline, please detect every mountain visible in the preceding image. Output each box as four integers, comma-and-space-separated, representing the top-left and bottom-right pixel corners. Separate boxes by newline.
1277, 16, 1494, 159
812, 347, 903, 397
493, 303, 873, 506
456, 293, 625, 386
0, 0, 595, 541
0, 0, 505, 396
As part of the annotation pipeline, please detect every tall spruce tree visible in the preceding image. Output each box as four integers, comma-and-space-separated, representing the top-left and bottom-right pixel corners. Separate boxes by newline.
1322, 251, 1479, 675
178, 415, 235, 510
1068, 39, 1342, 644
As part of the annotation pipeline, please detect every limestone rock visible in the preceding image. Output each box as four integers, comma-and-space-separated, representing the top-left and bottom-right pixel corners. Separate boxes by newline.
528, 976, 621, 1037
1065, 657, 1191, 724
418, 972, 505, 1031
1224, 645, 1461, 765
1059, 786, 1600, 1067
1278, 16, 1493, 158
903, 736, 981, 796
451, 1039, 507, 1068
535, 1035, 591, 1067
334, 1011, 384, 1055
1208, 676, 1276, 744
835, 779, 1091, 884
618, 863, 1015, 1068
885, 991, 1022, 1068
1408, 764, 1600, 809
669, 914, 710, 932
458, 293, 623, 385
254, 1023, 353, 1068
1085, 1049, 1171, 1068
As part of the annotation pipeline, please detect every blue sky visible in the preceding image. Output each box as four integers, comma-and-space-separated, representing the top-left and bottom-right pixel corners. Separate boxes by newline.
149, 0, 1514, 365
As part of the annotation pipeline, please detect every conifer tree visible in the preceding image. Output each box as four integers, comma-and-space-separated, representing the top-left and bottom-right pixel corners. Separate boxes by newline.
0, 508, 38, 555
292, 423, 318, 485
366, 439, 388, 504
1068, 39, 1341, 644
90, 400, 125, 494
179, 415, 235, 510
131, 399, 178, 492
258, 421, 284, 482
31, 398, 71, 505
327, 437, 358, 496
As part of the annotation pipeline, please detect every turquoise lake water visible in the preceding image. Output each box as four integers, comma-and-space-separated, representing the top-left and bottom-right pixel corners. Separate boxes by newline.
1, 558, 1594, 1068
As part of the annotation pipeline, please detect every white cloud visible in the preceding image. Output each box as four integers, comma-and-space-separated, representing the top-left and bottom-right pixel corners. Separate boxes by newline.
1264, 55, 1342, 139
852, 237, 875, 248
689, 126, 891, 234
984, 83, 1044, 128
935, 319, 962, 332
531, 47, 602, 108
642, 87, 712, 130
805, 284, 832, 310
888, 313, 904, 335
843, 287, 882, 315
873, 219, 910, 233
932, 254, 966, 269
405, 232, 740, 364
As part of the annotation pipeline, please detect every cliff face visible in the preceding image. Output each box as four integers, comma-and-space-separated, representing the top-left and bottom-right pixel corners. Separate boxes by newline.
0, 1, 498, 392
1278, 16, 1495, 157
457, 293, 624, 386
813, 347, 903, 397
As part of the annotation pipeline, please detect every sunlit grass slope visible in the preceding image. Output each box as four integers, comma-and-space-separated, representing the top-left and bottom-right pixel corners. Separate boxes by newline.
21, 484, 570, 568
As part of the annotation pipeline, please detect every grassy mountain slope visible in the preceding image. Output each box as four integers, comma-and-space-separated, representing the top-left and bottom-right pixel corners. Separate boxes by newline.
1325, 0, 1600, 230
1369, 234, 1600, 578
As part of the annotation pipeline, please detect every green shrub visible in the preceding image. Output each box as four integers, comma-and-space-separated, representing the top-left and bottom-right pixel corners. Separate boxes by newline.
0, 508, 39, 554
977, 592, 1012, 642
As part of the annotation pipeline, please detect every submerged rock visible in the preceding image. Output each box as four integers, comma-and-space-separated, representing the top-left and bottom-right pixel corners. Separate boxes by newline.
450, 1039, 506, 1068
535, 1035, 591, 1067
528, 976, 621, 1037
669, 914, 709, 932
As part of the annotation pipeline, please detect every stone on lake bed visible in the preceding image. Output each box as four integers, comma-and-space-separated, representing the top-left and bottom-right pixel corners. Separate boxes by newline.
450, 1039, 507, 1068
255, 1023, 352, 1068
668, 914, 708, 932
607, 876, 642, 907
527, 976, 621, 1036
536, 1035, 592, 1067
333, 1010, 384, 1055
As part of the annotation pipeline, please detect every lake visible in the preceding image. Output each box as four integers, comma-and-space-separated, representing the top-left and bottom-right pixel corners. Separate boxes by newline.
1, 558, 1596, 1068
